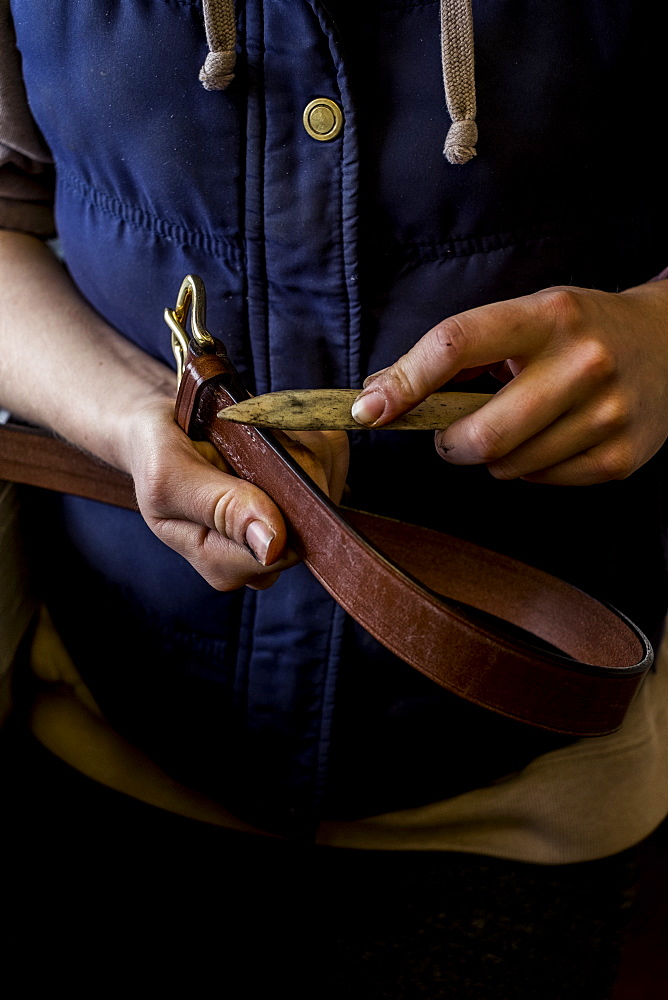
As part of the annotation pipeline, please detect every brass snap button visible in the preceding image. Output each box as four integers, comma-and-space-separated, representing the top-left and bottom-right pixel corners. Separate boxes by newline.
303, 98, 344, 141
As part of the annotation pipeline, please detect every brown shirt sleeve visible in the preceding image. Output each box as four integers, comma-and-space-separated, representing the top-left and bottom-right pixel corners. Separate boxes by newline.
0, 0, 55, 238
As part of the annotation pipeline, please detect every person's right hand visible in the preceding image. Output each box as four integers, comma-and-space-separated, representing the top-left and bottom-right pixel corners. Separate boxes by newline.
126, 398, 349, 591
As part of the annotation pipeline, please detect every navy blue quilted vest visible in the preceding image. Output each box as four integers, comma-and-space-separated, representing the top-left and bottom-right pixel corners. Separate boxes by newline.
11, 0, 668, 835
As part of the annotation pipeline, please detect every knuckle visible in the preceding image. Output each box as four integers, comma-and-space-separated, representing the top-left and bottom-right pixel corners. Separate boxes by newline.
205, 486, 232, 534
384, 359, 424, 405
433, 316, 469, 361
540, 287, 584, 329
213, 482, 260, 542
467, 419, 510, 463
591, 394, 631, 435
574, 339, 617, 383
381, 315, 473, 406
592, 444, 636, 481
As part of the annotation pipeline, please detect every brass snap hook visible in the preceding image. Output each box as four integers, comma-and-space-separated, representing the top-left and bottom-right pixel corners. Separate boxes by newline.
164, 274, 216, 388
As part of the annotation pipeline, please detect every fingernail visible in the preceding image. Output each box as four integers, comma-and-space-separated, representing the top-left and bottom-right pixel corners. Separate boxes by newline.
362, 367, 388, 388
245, 520, 275, 565
351, 390, 385, 426
435, 432, 454, 460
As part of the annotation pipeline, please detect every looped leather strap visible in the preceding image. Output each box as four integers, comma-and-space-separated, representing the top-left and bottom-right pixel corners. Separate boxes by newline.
0, 347, 652, 737
175, 339, 653, 738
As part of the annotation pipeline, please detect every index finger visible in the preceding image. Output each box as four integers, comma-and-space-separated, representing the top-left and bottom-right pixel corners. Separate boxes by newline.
351, 293, 553, 426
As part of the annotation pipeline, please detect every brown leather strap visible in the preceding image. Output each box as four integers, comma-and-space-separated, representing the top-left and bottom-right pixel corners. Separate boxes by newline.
174, 340, 652, 738
0, 342, 652, 737
0, 422, 135, 509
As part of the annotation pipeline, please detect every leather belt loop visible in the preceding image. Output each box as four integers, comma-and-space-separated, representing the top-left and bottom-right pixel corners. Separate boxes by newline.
171, 343, 653, 737
0, 381, 652, 735
175, 341, 247, 439
0, 279, 654, 737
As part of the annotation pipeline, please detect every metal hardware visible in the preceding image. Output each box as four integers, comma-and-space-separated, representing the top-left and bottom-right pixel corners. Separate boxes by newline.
164, 274, 216, 387
303, 98, 344, 141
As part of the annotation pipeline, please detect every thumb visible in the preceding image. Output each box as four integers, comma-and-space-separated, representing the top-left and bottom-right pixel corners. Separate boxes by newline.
137, 431, 289, 567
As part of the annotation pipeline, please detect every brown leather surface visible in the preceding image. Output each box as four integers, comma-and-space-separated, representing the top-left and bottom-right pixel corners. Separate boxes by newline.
0, 339, 652, 737
176, 341, 652, 738
0, 422, 136, 509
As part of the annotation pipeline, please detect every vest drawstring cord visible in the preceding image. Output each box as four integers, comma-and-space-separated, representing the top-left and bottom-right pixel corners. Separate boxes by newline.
199, 0, 236, 91
440, 0, 478, 165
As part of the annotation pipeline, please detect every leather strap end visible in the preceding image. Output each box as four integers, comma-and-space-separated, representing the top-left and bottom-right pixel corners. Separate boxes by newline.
175, 340, 246, 438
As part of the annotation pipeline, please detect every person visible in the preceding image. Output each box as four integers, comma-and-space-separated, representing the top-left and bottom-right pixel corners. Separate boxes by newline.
1, 1, 667, 996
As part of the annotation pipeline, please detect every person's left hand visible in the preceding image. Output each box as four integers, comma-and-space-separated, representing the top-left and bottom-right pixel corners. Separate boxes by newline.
351, 280, 668, 485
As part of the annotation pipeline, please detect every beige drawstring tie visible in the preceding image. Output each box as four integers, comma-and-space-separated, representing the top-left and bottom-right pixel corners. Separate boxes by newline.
199, 0, 237, 91
199, 0, 478, 164
440, 0, 478, 164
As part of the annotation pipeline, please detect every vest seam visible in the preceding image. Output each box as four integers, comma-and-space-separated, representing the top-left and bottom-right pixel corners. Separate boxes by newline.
313, 601, 346, 812
241, 0, 270, 394
385, 227, 587, 265
312, 0, 360, 388
337, 54, 354, 390
160, 1, 203, 9
234, 588, 257, 722
377, 0, 439, 12
326, 2, 352, 388
58, 170, 243, 266
261, 4, 273, 391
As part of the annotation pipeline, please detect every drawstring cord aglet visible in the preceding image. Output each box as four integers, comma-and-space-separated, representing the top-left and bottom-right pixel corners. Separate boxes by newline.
444, 118, 478, 165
